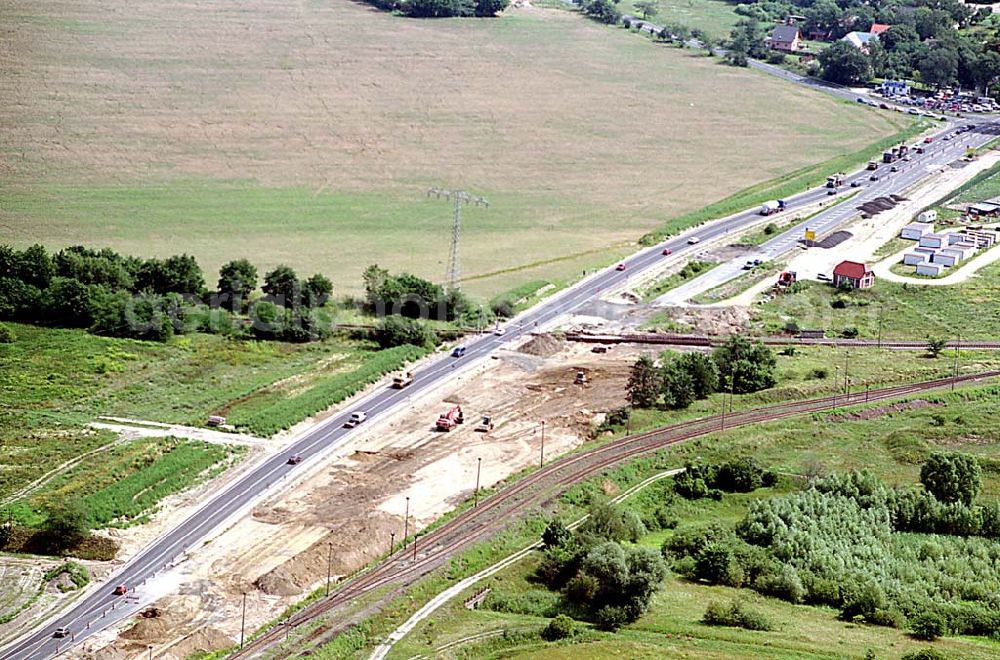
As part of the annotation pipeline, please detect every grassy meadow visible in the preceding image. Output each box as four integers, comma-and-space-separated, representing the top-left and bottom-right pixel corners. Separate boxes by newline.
754, 272, 1000, 339
2, 0, 907, 298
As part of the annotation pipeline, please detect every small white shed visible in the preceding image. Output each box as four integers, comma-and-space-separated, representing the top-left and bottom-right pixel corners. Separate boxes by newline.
903, 252, 927, 265
901, 222, 933, 240
916, 262, 943, 276
932, 251, 959, 266
919, 232, 948, 248
917, 210, 938, 224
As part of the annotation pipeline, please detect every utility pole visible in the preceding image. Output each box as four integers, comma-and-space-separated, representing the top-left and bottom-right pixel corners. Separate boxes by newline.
390, 532, 396, 555
474, 458, 482, 507
626, 407, 632, 436
403, 496, 410, 545
844, 351, 850, 398
325, 542, 333, 597
427, 188, 489, 290
239, 592, 247, 649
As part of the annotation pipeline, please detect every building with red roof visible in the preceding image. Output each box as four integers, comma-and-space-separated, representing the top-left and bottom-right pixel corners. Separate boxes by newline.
870, 23, 891, 36
832, 261, 875, 289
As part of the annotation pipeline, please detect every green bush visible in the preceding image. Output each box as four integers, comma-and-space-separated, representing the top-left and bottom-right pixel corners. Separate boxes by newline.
901, 649, 948, 660
702, 599, 774, 631
594, 604, 629, 631
911, 611, 947, 641
541, 614, 576, 641
0, 322, 14, 343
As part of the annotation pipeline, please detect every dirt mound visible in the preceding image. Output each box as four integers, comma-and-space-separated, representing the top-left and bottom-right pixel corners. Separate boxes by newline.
121, 615, 170, 642
518, 334, 564, 357
255, 570, 302, 597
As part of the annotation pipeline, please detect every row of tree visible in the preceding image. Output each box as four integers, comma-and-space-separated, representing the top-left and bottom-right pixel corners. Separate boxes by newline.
363, 0, 508, 18
0, 244, 333, 342
626, 337, 778, 411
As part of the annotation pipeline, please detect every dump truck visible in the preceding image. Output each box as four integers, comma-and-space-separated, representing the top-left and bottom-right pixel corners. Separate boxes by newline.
759, 200, 787, 216
436, 405, 465, 432
826, 173, 845, 188
867, 160, 879, 171
475, 415, 495, 433
392, 371, 414, 389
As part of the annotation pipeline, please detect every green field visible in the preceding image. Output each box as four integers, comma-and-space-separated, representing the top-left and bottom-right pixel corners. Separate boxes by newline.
617, 0, 740, 40
753, 270, 1000, 339
379, 383, 1000, 660
1, 1, 906, 298
0, 324, 423, 523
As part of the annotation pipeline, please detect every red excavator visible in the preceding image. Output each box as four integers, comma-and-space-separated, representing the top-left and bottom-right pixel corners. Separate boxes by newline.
436, 405, 465, 432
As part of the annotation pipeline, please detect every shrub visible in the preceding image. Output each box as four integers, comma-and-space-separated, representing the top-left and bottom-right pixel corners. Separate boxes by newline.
901, 650, 948, 660
920, 452, 982, 506
714, 456, 765, 493
695, 544, 744, 587
763, 222, 779, 235
841, 326, 859, 339
831, 296, 848, 309
809, 367, 829, 379
754, 564, 806, 603
541, 614, 575, 641
565, 573, 600, 605
594, 604, 629, 631
780, 346, 796, 356
0, 322, 15, 343
542, 520, 572, 550
702, 599, 774, 631
911, 611, 947, 641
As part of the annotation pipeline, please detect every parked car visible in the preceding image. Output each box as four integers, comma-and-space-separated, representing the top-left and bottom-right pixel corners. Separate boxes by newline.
742, 261, 753, 270
287, 454, 302, 465
451, 346, 467, 358
53, 627, 70, 638
817, 273, 831, 281
113, 584, 128, 595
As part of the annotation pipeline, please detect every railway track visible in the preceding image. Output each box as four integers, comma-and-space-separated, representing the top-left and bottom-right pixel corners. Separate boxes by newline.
562, 332, 1000, 350
232, 369, 1000, 658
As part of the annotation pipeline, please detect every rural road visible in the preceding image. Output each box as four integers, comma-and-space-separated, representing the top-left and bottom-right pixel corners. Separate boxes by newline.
653, 120, 1000, 305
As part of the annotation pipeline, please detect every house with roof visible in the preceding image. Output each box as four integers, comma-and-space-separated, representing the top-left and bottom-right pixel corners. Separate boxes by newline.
869, 23, 891, 37
768, 24, 801, 52
842, 31, 877, 52
832, 261, 875, 289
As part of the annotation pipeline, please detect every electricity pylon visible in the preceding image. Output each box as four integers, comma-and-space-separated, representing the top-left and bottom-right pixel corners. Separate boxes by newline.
427, 187, 489, 290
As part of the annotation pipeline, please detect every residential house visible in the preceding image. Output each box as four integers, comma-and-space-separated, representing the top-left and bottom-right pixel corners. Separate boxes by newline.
881, 80, 910, 97
832, 261, 875, 289
869, 23, 891, 37
842, 31, 877, 52
768, 24, 801, 52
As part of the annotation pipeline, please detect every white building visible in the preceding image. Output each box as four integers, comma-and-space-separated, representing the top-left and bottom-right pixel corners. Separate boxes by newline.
901, 222, 933, 240
916, 262, 943, 277
919, 232, 948, 249
903, 252, 927, 265
932, 251, 959, 266
917, 210, 938, 224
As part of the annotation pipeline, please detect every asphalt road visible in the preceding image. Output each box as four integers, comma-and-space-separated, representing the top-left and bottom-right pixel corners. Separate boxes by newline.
5, 110, 999, 660
654, 120, 1000, 304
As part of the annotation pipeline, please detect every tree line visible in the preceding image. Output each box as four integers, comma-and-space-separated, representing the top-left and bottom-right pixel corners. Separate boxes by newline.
0, 244, 331, 343
626, 337, 777, 411
363, 0, 508, 18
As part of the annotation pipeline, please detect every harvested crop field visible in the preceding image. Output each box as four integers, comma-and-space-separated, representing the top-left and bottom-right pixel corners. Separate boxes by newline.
1, 0, 906, 297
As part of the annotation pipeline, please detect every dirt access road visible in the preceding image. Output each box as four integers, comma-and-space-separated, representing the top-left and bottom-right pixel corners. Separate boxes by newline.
70, 338, 644, 659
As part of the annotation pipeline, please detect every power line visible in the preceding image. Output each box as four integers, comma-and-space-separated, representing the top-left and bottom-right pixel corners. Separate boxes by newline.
427, 187, 489, 290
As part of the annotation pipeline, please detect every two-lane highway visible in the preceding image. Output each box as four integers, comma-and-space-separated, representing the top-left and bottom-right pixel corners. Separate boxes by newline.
4, 119, 996, 660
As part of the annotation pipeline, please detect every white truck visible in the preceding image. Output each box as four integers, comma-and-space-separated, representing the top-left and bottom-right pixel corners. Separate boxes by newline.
759, 200, 787, 216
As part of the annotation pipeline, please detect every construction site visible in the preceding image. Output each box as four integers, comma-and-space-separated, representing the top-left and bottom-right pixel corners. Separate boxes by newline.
58, 336, 645, 658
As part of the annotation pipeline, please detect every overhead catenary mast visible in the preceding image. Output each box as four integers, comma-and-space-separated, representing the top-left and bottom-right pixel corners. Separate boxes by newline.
427, 187, 489, 290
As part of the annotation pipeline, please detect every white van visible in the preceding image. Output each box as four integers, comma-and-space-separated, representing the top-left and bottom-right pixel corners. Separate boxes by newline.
344, 411, 368, 428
